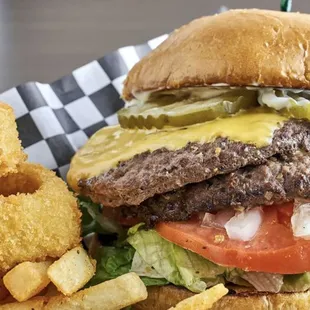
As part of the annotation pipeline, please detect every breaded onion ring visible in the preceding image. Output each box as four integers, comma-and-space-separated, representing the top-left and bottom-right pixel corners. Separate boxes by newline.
0, 163, 81, 271
0, 103, 26, 175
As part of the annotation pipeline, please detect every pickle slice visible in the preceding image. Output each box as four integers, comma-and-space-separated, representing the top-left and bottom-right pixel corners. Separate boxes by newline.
118, 90, 257, 129
276, 91, 310, 120
284, 103, 310, 120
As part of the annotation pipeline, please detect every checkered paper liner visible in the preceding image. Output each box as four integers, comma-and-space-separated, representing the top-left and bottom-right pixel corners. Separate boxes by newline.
0, 35, 170, 180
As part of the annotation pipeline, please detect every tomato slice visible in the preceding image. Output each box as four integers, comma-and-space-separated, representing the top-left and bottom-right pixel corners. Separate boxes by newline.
156, 203, 310, 274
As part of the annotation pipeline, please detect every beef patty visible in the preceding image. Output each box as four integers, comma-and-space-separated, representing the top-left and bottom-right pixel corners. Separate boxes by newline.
80, 119, 310, 207
121, 152, 310, 226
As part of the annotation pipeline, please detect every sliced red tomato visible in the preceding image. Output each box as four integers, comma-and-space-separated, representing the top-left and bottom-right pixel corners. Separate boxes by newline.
156, 202, 310, 274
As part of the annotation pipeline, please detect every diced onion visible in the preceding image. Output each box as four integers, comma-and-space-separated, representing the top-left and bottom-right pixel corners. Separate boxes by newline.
291, 202, 310, 239
201, 209, 234, 229
224, 208, 263, 241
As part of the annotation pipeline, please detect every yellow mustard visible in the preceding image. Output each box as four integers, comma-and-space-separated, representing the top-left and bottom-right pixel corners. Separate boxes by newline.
67, 108, 288, 192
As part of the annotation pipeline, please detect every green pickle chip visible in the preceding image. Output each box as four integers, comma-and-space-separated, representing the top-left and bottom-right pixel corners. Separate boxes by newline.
118, 90, 258, 129
284, 103, 310, 120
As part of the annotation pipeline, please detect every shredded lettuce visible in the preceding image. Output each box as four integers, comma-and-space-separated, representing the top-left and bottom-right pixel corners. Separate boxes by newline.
242, 272, 283, 293
224, 269, 249, 287
131, 251, 169, 286
88, 246, 135, 286
87, 245, 168, 288
131, 251, 164, 278
128, 229, 226, 292
282, 273, 310, 292
238, 272, 310, 293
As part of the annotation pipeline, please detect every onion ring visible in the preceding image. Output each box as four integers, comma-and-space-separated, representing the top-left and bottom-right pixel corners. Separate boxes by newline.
0, 103, 26, 176
0, 163, 81, 271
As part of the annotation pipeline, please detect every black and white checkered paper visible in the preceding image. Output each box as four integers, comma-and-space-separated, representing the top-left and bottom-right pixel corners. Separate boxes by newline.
0, 35, 169, 180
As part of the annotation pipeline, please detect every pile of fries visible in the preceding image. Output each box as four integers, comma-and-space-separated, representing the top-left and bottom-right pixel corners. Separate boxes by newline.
0, 245, 229, 310
0, 246, 148, 309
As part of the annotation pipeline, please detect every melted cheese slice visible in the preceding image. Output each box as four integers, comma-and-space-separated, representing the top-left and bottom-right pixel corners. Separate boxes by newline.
67, 109, 287, 192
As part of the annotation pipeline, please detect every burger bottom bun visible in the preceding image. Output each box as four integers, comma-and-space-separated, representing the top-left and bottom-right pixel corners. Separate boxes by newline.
133, 285, 310, 310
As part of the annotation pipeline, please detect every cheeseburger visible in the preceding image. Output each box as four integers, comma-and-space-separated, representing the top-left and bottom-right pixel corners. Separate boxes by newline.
68, 9, 310, 309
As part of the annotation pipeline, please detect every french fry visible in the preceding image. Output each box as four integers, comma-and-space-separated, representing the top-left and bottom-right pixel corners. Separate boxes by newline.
45, 272, 147, 310
3, 261, 52, 302
169, 284, 228, 310
0, 297, 47, 310
47, 246, 96, 296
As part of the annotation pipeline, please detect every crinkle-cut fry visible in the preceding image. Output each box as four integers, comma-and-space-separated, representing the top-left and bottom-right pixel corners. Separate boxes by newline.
169, 284, 228, 310
0, 103, 26, 176
0, 297, 47, 310
47, 246, 96, 296
0, 163, 81, 272
45, 272, 147, 310
3, 261, 52, 302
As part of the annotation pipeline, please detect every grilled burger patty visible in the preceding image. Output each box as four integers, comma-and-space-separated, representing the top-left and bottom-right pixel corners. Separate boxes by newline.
80, 119, 310, 208
122, 152, 310, 226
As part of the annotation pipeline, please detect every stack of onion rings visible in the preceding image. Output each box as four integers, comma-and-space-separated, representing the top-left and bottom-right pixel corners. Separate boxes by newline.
0, 162, 81, 272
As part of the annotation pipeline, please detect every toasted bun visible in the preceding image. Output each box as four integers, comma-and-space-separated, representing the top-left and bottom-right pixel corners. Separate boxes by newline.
123, 9, 310, 100
133, 285, 310, 310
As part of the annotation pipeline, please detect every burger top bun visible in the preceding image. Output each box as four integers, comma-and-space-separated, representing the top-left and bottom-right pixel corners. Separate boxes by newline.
123, 9, 310, 100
